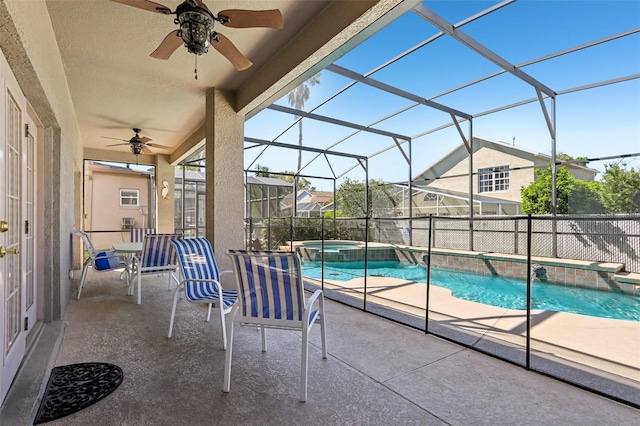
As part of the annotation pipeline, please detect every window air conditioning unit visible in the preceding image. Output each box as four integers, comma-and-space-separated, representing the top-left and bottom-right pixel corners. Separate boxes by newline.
121, 217, 135, 230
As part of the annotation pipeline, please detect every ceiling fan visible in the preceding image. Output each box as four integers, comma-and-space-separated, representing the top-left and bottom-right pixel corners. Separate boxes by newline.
111, 0, 284, 74
103, 128, 171, 156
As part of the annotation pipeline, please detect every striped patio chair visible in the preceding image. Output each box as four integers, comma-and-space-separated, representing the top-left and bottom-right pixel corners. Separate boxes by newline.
130, 228, 156, 243
75, 231, 129, 300
224, 250, 327, 402
169, 238, 238, 349
132, 234, 182, 305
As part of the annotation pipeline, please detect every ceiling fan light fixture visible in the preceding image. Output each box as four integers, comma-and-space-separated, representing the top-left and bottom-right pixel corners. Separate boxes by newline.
177, 10, 214, 55
131, 142, 144, 156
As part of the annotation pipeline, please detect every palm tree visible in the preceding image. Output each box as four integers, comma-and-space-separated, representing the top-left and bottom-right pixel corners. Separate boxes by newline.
287, 73, 321, 197
254, 163, 271, 177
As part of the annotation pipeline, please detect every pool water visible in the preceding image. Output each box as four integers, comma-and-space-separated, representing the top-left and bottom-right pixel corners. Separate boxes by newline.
301, 261, 640, 322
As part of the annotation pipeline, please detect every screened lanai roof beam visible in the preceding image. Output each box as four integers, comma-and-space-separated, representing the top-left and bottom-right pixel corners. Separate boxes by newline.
392, 137, 410, 165
326, 64, 472, 120
536, 88, 555, 139
368, 0, 515, 76
323, 153, 337, 179
297, 103, 419, 176
337, 161, 362, 180
451, 113, 471, 153
556, 73, 640, 96
414, 4, 556, 99
244, 136, 367, 160
289, 3, 511, 174
412, 73, 640, 141
334, 158, 368, 180
267, 104, 411, 140
426, 28, 640, 102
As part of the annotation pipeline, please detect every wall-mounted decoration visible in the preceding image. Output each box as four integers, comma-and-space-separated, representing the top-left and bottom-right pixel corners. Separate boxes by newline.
161, 180, 171, 200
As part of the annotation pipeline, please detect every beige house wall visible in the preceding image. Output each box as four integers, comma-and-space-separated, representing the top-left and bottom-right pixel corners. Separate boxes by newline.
427, 146, 535, 203
414, 139, 598, 215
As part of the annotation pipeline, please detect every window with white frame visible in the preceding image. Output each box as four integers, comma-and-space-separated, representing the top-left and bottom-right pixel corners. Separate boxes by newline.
120, 189, 139, 206
478, 166, 509, 193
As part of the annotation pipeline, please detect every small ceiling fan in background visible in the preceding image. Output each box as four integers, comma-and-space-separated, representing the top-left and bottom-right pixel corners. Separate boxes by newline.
111, 0, 284, 76
103, 128, 171, 156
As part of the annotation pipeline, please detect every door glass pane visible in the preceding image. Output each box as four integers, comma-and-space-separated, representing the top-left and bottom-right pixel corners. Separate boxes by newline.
5, 92, 22, 353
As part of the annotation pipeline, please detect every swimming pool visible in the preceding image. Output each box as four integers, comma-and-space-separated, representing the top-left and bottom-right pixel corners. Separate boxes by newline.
301, 261, 640, 322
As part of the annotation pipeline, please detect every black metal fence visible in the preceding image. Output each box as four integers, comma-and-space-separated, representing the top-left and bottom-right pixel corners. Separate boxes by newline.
250, 214, 640, 272
246, 214, 640, 408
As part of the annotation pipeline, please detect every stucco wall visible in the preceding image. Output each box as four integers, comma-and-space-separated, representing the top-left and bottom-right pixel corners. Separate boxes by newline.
205, 89, 244, 277
155, 155, 176, 234
2, 0, 82, 320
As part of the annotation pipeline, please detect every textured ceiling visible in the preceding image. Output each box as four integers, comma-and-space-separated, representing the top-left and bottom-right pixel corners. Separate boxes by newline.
45, 0, 332, 156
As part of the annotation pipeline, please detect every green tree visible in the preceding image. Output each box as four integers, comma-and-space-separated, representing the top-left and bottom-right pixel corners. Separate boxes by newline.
599, 162, 640, 213
557, 152, 589, 167
335, 178, 399, 217
520, 166, 603, 214
287, 73, 321, 190
278, 171, 315, 191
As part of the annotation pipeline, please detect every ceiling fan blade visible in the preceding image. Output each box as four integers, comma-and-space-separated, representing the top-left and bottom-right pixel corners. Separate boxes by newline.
150, 30, 183, 60
142, 145, 153, 155
212, 33, 252, 71
101, 136, 128, 142
218, 9, 283, 29
111, 0, 171, 14
138, 136, 152, 143
106, 143, 130, 147
146, 143, 171, 150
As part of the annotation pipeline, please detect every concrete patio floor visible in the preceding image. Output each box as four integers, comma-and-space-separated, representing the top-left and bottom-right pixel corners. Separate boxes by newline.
2, 269, 638, 425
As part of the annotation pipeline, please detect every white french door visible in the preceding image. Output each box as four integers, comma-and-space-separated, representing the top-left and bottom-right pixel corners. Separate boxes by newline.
0, 51, 36, 405
24, 112, 37, 333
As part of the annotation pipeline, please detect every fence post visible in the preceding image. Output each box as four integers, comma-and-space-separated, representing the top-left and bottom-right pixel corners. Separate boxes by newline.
514, 218, 519, 254
289, 216, 294, 252
267, 218, 271, 249
425, 214, 433, 334
431, 216, 436, 248
363, 215, 369, 312
526, 214, 532, 370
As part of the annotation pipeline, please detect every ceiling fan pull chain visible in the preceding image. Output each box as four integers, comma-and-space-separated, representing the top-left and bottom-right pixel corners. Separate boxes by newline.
194, 55, 198, 80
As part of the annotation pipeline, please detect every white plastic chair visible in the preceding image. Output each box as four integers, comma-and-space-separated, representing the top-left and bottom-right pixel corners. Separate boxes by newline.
224, 250, 327, 402
132, 233, 181, 304
169, 238, 238, 349
75, 231, 129, 300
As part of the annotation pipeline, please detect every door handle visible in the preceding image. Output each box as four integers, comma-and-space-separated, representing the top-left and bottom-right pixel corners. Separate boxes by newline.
0, 246, 20, 258
0, 221, 8, 232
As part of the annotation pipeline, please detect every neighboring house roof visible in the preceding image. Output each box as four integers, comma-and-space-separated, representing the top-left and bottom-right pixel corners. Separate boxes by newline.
247, 176, 293, 187
299, 190, 333, 204
403, 185, 520, 205
297, 189, 313, 201
175, 169, 206, 181
297, 202, 322, 212
91, 161, 153, 177
413, 136, 598, 184
173, 171, 294, 188
282, 190, 334, 211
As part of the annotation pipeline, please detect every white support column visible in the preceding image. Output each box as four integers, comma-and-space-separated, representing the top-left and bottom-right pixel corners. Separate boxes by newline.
205, 88, 245, 275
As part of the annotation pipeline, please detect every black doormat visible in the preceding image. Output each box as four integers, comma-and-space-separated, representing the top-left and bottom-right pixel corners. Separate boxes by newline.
34, 362, 123, 425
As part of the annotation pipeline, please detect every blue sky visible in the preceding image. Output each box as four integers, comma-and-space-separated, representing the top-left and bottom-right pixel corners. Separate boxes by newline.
245, 0, 640, 190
